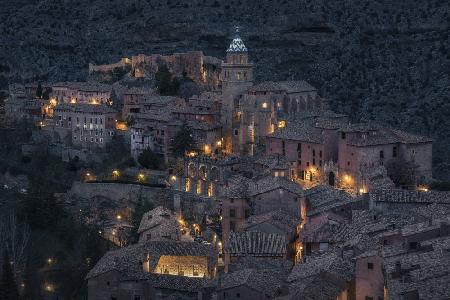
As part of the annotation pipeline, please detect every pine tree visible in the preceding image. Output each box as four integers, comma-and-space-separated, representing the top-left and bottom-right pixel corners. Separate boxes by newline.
171, 124, 197, 158
35, 82, 43, 99
0, 251, 20, 300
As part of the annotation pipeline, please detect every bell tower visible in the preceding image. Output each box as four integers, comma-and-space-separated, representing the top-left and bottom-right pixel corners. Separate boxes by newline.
220, 27, 253, 154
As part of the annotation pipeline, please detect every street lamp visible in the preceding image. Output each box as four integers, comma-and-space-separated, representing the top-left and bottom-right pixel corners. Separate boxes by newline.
112, 169, 120, 180
137, 173, 145, 182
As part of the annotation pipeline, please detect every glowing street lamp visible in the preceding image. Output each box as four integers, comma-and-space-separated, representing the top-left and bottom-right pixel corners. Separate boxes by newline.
47, 258, 53, 264
44, 283, 54, 292
137, 173, 145, 182
112, 169, 120, 179
116, 214, 122, 221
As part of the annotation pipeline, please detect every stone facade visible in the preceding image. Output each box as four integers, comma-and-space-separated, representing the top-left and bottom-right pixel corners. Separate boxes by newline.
50, 82, 112, 105
51, 103, 117, 150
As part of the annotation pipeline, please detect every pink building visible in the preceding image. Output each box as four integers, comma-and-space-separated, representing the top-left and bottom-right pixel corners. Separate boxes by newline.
338, 124, 433, 189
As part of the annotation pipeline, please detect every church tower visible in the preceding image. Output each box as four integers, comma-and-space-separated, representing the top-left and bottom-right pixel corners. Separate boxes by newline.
220, 28, 253, 154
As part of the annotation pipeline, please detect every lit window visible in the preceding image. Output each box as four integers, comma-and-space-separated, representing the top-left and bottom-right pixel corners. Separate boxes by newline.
262, 102, 268, 109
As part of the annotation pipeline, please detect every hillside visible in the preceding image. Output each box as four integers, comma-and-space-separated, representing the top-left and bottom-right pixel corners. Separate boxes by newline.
1, 0, 449, 178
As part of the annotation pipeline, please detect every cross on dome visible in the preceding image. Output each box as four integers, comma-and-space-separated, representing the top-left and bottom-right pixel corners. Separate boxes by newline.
227, 26, 248, 53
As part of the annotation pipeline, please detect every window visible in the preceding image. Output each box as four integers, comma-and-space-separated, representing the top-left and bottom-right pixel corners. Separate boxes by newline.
134, 296, 141, 300
367, 262, 374, 269
230, 221, 236, 232
229, 208, 236, 218
380, 150, 384, 159
313, 149, 316, 157
236, 293, 241, 298
393, 146, 397, 157
234, 129, 239, 136
319, 150, 322, 158
313, 158, 316, 166
282, 141, 285, 156
341, 132, 346, 139
365, 297, 373, 300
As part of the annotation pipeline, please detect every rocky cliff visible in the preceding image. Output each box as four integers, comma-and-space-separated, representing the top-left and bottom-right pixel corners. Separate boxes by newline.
1, 0, 449, 178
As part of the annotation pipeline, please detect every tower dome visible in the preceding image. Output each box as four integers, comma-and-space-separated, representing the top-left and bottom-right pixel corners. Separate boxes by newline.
227, 27, 247, 53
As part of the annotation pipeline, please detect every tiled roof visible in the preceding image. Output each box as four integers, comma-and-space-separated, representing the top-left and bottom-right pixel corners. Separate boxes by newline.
227, 34, 247, 52
227, 256, 293, 275
287, 250, 354, 283
219, 268, 285, 298
383, 235, 450, 300
242, 210, 299, 236
224, 231, 287, 257
342, 126, 432, 146
268, 121, 323, 144
86, 244, 145, 280
137, 206, 179, 235
144, 273, 216, 292
299, 212, 351, 243
123, 86, 154, 95
370, 189, 450, 205
253, 154, 290, 170
248, 175, 304, 197
305, 185, 355, 214
86, 240, 217, 280
143, 95, 178, 105
55, 103, 116, 114
52, 81, 112, 92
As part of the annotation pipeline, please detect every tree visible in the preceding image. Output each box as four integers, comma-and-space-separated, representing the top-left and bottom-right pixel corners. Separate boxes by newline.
42, 88, 52, 100
35, 83, 42, 99
386, 158, 418, 188
155, 65, 179, 96
0, 212, 30, 283
138, 148, 163, 170
171, 125, 196, 158
0, 251, 19, 300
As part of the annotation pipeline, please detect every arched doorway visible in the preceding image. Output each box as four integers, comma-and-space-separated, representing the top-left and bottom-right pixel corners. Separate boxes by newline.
328, 172, 335, 186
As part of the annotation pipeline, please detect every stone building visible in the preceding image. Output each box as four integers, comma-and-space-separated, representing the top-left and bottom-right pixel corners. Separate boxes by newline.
223, 231, 287, 273
266, 112, 432, 192
51, 103, 117, 150
121, 86, 154, 119
87, 241, 217, 300
137, 206, 181, 244
130, 95, 222, 162
217, 268, 288, 300
50, 82, 112, 105
220, 174, 303, 248
218, 30, 322, 156
338, 123, 433, 189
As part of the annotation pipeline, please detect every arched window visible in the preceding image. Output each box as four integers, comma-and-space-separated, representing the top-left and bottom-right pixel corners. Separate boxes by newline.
199, 165, 207, 180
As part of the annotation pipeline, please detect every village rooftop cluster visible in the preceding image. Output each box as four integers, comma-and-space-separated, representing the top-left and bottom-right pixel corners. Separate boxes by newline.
3, 29, 448, 300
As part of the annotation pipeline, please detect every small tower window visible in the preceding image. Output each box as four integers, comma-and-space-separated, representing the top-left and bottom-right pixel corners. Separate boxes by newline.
237, 72, 241, 80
